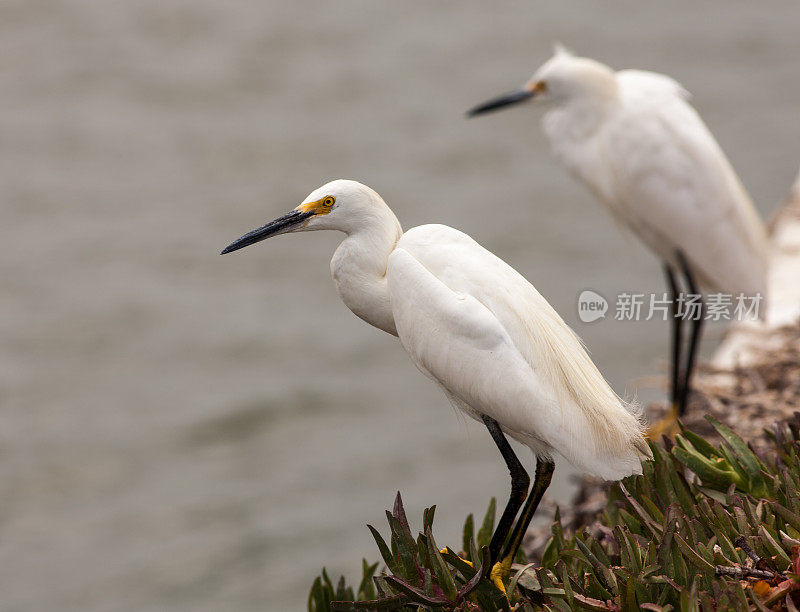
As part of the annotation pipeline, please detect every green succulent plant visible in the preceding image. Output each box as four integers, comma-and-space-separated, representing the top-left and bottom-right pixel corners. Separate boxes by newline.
309, 413, 800, 611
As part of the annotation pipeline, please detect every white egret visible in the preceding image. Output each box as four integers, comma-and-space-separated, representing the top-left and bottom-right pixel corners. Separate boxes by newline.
221, 179, 651, 587
468, 47, 770, 437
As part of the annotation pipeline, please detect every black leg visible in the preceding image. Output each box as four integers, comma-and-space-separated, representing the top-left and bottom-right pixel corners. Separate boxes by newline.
676, 252, 704, 416
663, 264, 683, 410
481, 415, 530, 567
499, 457, 555, 564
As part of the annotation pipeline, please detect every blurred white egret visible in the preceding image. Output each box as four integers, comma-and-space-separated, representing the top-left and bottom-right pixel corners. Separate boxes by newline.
468, 47, 769, 436
221, 179, 651, 587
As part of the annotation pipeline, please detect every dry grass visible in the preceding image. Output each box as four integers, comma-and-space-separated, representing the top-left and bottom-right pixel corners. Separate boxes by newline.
684, 322, 800, 445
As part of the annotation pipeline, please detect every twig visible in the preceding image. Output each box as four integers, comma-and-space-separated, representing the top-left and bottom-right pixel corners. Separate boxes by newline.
715, 565, 776, 580
734, 535, 761, 563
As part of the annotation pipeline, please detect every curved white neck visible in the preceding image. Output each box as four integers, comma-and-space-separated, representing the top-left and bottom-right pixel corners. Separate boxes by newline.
542, 93, 616, 145
329, 206, 403, 336
541, 92, 619, 203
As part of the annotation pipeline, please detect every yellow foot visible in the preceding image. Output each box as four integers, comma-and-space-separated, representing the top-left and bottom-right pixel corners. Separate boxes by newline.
439, 547, 474, 568
439, 548, 511, 598
647, 402, 682, 440
489, 557, 513, 596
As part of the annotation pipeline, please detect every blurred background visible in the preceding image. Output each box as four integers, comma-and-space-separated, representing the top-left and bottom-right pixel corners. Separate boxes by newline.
1, 1, 798, 610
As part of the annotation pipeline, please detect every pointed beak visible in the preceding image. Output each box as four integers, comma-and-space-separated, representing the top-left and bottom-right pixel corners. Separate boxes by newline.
467, 85, 538, 117
220, 209, 314, 255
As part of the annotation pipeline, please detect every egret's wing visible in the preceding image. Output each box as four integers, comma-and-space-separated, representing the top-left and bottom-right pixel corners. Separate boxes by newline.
605, 71, 769, 295
389, 226, 649, 480
387, 245, 548, 432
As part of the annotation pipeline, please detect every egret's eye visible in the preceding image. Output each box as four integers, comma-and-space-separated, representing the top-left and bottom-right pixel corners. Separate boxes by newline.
323, 196, 335, 207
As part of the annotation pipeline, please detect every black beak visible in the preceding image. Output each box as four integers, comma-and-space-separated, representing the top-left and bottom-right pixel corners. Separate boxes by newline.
467, 88, 535, 117
220, 209, 314, 255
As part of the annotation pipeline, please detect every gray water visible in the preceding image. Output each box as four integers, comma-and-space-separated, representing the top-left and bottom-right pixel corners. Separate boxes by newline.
1, 1, 798, 610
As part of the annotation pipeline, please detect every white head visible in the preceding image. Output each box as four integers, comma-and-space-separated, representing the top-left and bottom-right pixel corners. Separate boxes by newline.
468, 46, 618, 117
220, 179, 396, 254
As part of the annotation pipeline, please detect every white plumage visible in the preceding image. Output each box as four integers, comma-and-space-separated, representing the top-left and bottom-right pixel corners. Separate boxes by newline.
390, 224, 648, 479
221, 179, 651, 579
468, 48, 770, 427
470, 47, 769, 296
222, 179, 650, 479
